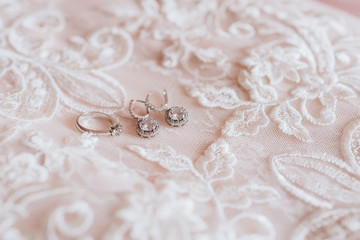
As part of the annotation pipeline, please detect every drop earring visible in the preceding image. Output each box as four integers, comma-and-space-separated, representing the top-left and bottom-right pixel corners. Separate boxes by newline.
146, 89, 188, 127
129, 99, 160, 138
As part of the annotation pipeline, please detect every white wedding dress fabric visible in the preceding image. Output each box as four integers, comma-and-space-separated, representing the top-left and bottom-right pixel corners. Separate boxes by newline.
1, 0, 360, 239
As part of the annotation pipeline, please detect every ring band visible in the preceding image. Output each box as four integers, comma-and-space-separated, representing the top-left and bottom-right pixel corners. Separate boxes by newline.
75, 112, 122, 136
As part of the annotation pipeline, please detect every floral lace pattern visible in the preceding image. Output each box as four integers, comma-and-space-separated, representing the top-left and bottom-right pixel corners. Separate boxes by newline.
1, 0, 360, 239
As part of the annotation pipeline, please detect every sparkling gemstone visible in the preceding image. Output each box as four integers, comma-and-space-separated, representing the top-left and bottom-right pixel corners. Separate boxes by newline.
136, 118, 159, 138
166, 106, 188, 127
169, 106, 186, 121
139, 118, 157, 131
109, 123, 122, 136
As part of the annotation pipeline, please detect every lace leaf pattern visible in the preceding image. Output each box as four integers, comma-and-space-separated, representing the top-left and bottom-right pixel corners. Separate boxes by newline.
186, 84, 243, 110
217, 184, 280, 209
222, 104, 269, 137
128, 145, 193, 171
342, 119, 360, 175
271, 102, 312, 142
271, 152, 360, 208
49, 69, 128, 113
267, 118, 360, 238
195, 139, 237, 182
0, 54, 59, 120
292, 208, 360, 240
0, 10, 133, 119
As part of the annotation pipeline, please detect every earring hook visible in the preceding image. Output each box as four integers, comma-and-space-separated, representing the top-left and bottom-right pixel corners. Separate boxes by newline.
129, 99, 150, 120
146, 89, 169, 112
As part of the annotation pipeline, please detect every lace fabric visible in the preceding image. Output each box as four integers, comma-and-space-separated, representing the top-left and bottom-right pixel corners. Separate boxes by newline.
1, 0, 360, 239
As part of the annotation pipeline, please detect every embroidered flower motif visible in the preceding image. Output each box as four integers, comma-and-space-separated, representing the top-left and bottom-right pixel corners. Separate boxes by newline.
116, 181, 207, 240
0, 152, 48, 189
293, 73, 355, 125
160, 0, 217, 29
242, 47, 308, 84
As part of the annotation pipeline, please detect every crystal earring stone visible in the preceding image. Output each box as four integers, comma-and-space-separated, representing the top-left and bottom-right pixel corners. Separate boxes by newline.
165, 106, 188, 127
136, 117, 160, 138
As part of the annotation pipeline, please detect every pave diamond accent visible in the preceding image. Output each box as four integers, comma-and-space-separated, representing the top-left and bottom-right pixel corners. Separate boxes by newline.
166, 106, 188, 127
109, 123, 122, 136
136, 117, 160, 138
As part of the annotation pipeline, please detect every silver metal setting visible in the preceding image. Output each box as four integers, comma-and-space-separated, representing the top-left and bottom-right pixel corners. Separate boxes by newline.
146, 89, 189, 127
76, 112, 122, 136
145, 89, 169, 112
165, 106, 189, 127
136, 117, 160, 138
129, 99, 150, 120
129, 99, 160, 138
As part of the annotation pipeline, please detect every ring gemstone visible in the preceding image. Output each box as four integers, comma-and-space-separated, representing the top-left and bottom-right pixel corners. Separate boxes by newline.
109, 123, 122, 136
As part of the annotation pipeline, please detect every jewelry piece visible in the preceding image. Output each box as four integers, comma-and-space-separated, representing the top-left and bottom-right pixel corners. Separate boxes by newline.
129, 99, 160, 138
76, 112, 122, 136
146, 89, 188, 127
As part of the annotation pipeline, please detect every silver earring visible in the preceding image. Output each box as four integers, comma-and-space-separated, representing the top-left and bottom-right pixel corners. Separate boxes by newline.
146, 89, 188, 127
129, 99, 160, 138
76, 112, 122, 136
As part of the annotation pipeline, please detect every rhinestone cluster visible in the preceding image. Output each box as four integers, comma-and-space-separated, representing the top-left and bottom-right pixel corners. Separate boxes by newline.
165, 106, 188, 127
136, 117, 160, 138
109, 123, 122, 136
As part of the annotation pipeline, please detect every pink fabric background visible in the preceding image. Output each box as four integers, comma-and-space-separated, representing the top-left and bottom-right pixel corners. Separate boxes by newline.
319, 0, 360, 16
1, 0, 360, 239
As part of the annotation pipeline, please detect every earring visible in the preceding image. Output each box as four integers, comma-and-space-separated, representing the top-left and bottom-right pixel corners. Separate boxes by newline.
76, 112, 122, 136
129, 99, 160, 138
146, 89, 188, 127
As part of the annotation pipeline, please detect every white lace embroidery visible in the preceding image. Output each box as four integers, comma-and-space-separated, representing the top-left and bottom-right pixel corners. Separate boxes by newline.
292, 208, 360, 240
128, 139, 277, 239
0, 9, 133, 120
108, 0, 360, 142
270, 118, 360, 238
2, 0, 360, 239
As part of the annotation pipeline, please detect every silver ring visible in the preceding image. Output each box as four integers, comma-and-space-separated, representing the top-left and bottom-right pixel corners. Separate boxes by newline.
75, 112, 122, 136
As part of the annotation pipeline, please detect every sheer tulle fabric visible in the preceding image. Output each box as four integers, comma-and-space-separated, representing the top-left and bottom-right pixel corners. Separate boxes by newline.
1, 0, 360, 239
